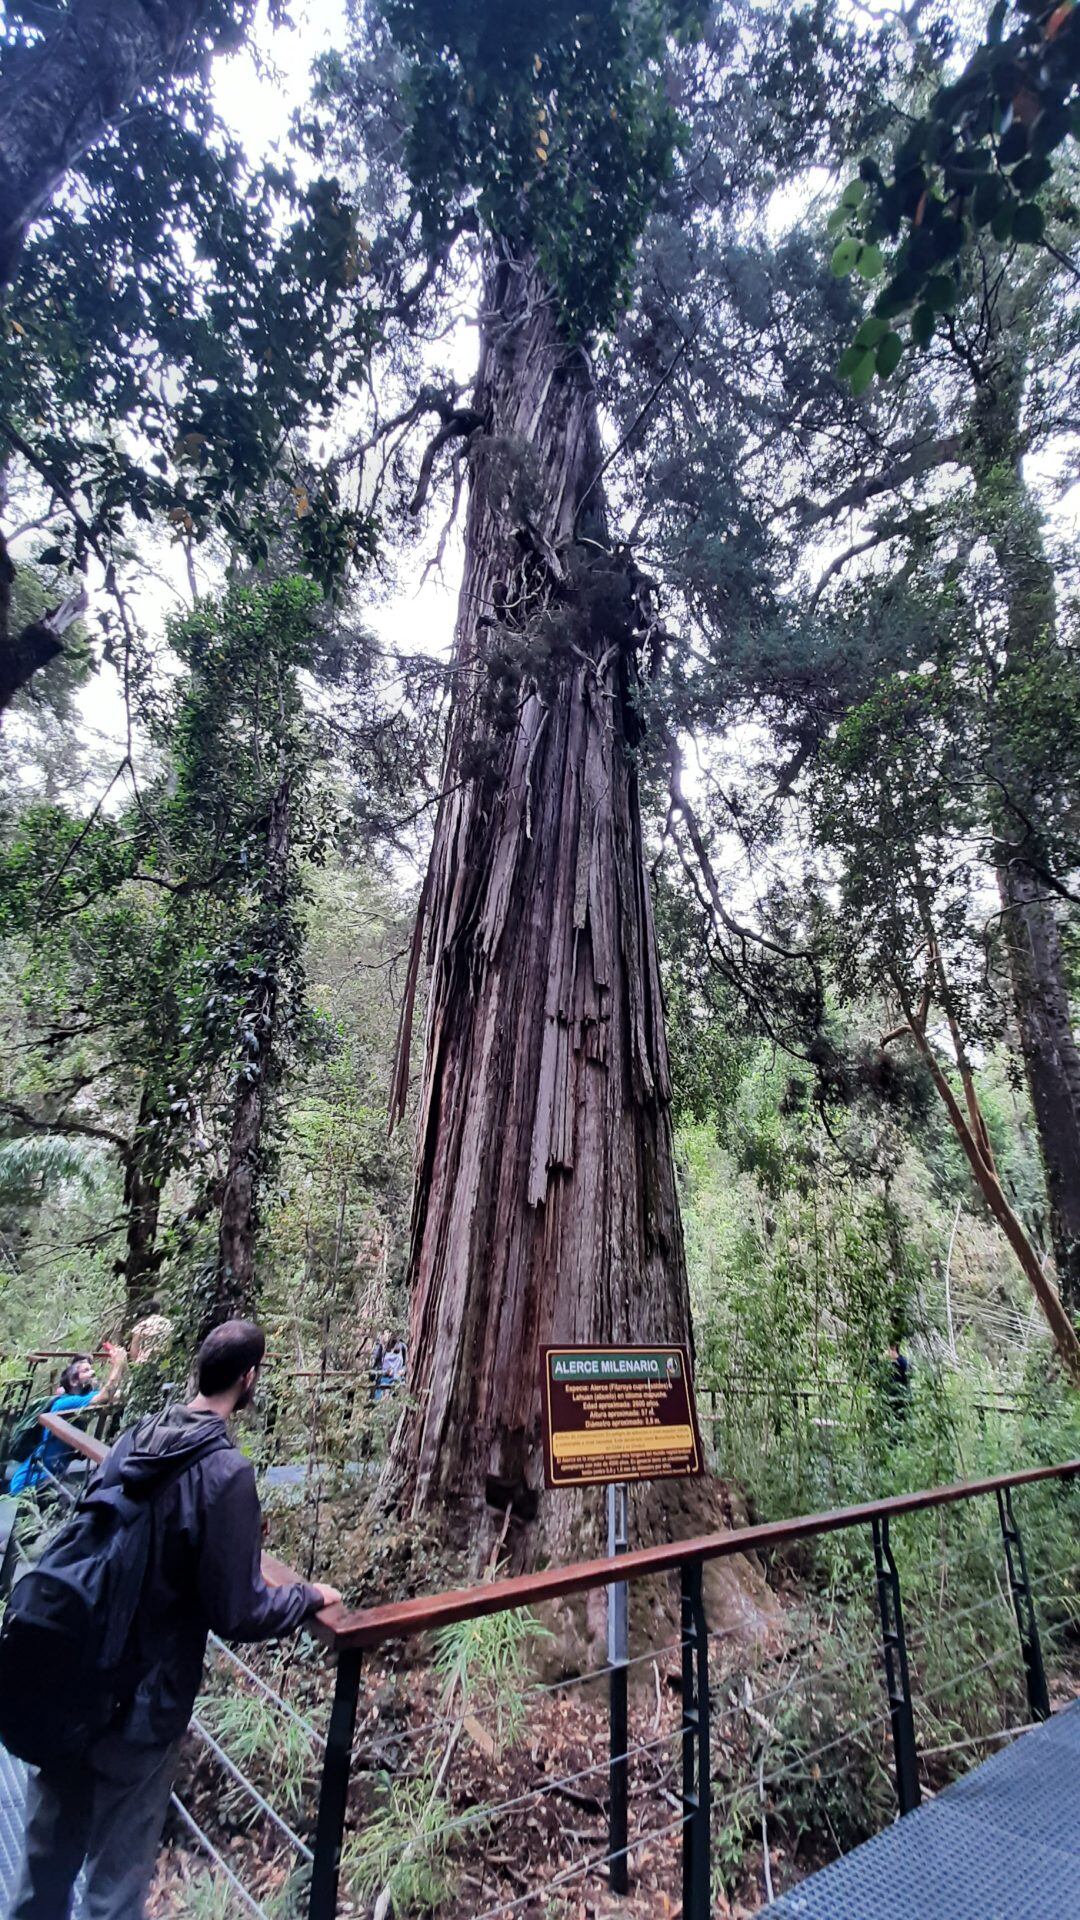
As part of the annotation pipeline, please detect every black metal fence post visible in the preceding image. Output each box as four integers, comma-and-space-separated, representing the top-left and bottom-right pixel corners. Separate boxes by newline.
308, 1648, 362, 1920
871, 1515, 921, 1816
680, 1558, 711, 1920
607, 1483, 629, 1894
996, 1485, 1051, 1722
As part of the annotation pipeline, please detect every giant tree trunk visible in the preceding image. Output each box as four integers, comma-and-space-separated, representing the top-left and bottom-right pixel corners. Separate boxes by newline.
386, 253, 710, 1570
210, 774, 290, 1331
971, 363, 1080, 1321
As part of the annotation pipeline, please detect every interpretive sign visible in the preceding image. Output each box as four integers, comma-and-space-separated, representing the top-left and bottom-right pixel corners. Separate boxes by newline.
539, 1344, 703, 1489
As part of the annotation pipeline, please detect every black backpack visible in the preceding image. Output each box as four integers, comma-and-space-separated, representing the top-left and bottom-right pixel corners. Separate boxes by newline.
0, 1428, 227, 1766
7, 1394, 58, 1465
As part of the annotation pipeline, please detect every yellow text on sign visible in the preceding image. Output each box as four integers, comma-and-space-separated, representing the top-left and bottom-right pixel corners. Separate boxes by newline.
552, 1425, 695, 1459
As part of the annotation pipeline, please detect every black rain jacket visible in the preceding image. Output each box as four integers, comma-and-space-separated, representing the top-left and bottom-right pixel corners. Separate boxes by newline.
94, 1404, 322, 1745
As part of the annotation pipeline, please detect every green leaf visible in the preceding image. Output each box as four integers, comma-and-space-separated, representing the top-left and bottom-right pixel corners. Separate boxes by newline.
1012, 200, 1045, 243
849, 350, 876, 397
874, 282, 912, 320
991, 199, 1015, 243
973, 176, 1003, 227
826, 205, 849, 236
841, 179, 867, 209
1011, 155, 1053, 195
925, 273, 958, 313
998, 123, 1029, 168
856, 243, 885, 281
854, 315, 888, 350
911, 303, 936, 348
837, 343, 870, 378
1031, 105, 1071, 157
831, 237, 860, 277
875, 331, 904, 379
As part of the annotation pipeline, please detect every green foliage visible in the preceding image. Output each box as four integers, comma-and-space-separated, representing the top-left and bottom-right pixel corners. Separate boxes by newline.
834, 0, 1079, 371
199, 1689, 315, 1820
343, 1606, 549, 1912
0, 56, 379, 641
359, 0, 703, 337
343, 1763, 460, 1914
432, 1606, 552, 1750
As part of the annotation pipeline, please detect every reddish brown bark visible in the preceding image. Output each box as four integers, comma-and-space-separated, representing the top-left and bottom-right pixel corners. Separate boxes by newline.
386, 253, 707, 1568
890, 970, 1080, 1382
971, 361, 1080, 1321
997, 864, 1080, 1317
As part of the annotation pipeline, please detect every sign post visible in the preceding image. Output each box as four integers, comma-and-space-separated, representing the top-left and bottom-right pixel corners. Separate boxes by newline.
607, 1480, 629, 1893
540, 1344, 703, 1894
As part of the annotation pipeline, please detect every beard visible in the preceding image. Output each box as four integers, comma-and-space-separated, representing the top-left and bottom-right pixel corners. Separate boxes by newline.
235, 1378, 257, 1412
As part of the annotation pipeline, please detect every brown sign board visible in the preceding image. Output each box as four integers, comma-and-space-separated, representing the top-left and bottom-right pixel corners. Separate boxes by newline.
539, 1344, 704, 1489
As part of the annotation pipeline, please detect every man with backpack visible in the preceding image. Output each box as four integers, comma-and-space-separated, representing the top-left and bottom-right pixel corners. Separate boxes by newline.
0, 1318, 341, 1919
7, 1344, 128, 1495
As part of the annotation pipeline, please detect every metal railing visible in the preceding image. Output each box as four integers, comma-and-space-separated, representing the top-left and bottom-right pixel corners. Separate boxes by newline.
305, 1456, 1080, 1919
18, 1411, 1080, 1917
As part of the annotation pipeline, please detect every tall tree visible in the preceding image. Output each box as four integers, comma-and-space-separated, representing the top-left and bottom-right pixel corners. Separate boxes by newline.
160, 579, 321, 1332
0, 576, 327, 1331
607, 16, 1080, 1320
0, 4, 376, 711
323, 0, 718, 1563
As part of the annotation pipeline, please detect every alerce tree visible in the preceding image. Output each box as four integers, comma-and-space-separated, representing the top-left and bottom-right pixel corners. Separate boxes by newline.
330, 0, 711, 1564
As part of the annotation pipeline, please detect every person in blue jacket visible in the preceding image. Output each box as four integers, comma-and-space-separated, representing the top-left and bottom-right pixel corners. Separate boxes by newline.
10, 1317, 341, 1920
9, 1343, 128, 1493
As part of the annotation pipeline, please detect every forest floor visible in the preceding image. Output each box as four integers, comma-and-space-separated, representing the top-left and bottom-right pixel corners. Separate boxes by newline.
139, 1579, 868, 1920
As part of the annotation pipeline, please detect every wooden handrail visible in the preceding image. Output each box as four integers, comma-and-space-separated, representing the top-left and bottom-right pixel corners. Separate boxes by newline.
38, 1414, 1080, 1659
325, 1456, 1080, 1652
38, 1412, 344, 1646
27, 1349, 109, 1363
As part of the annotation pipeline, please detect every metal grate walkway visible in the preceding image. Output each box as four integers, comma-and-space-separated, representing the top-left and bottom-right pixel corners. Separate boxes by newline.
768, 1700, 1080, 1918
2, 1705, 1079, 1917
0, 1744, 25, 1916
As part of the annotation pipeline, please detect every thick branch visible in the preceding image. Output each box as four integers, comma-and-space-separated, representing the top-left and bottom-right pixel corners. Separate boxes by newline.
0, 1098, 131, 1159
793, 433, 965, 526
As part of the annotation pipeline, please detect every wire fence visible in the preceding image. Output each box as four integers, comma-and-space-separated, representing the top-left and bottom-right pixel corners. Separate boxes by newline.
4, 1400, 1077, 1919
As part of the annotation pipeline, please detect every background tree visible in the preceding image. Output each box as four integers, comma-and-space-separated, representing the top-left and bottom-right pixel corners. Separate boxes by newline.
0, 3, 378, 710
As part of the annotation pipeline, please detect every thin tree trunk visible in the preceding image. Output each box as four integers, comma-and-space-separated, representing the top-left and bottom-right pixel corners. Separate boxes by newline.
970, 360, 1080, 1320
210, 773, 290, 1330
385, 252, 710, 1569
891, 972, 1080, 1380
118, 1087, 163, 1327
997, 863, 1080, 1316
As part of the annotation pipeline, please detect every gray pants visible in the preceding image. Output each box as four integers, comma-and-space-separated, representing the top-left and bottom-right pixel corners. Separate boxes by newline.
11, 1736, 180, 1920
